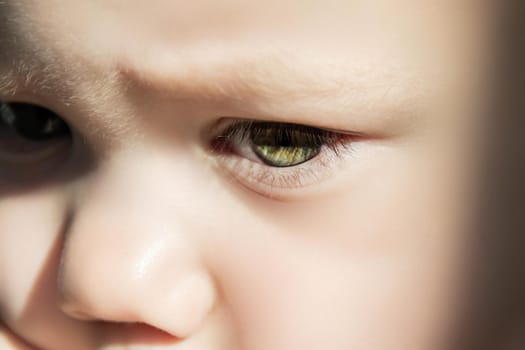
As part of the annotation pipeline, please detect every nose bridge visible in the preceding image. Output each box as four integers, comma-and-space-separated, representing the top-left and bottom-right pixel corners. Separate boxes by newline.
59, 153, 217, 338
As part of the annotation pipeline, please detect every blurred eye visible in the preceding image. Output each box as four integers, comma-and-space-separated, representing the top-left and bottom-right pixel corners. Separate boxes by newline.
1, 102, 70, 140
0, 102, 72, 165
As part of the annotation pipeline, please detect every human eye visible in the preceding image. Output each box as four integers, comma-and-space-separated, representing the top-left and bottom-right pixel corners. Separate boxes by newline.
0, 102, 73, 178
208, 119, 355, 199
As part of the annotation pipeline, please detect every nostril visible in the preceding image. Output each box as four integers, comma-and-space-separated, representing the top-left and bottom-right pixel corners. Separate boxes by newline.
101, 322, 183, 346
60, 300, 186, 344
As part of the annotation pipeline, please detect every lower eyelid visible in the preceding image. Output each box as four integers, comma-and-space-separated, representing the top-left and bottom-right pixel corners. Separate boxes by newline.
0, 129, 71, 163
213, 143, 353, 198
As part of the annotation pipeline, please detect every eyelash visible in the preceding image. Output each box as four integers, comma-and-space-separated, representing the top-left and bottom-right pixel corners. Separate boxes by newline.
209, 119, 354, 198
0, 101, 354, 198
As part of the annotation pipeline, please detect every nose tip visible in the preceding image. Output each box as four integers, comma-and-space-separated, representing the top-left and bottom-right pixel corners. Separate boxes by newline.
60, 270, 216, 338
58, 225, 217, 339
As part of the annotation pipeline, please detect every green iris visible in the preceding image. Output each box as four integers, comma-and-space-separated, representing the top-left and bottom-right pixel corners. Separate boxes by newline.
251, 144, 320, 167
249, 123, 324, 167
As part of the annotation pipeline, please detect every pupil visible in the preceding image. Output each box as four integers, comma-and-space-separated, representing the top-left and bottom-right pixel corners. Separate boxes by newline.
0, 103, 70, 140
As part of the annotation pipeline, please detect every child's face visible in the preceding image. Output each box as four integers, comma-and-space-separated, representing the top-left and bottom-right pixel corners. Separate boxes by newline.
0, 1, 493, 349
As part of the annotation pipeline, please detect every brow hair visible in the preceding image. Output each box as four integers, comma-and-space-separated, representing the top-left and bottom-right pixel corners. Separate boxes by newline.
0, 1, 52, 97
0, 19, 127, 143
0, 1, 18, 95
0, 1, 101, 104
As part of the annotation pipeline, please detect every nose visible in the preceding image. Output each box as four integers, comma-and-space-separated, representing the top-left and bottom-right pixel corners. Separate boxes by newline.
58, 155, 217, 339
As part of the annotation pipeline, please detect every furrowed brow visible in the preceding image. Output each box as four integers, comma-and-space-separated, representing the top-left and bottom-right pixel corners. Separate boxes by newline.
115, 49, 420, 133
117, 51, 349, 102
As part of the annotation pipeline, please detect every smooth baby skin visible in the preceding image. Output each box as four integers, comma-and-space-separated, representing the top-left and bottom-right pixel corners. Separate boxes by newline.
0, 1, 494, 349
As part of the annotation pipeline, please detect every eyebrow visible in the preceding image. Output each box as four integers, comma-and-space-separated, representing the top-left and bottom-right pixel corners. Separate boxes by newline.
0, 1, 21, 96
116, 49, 420, 133
0, 67, 20, 98
1, 43, 420, 135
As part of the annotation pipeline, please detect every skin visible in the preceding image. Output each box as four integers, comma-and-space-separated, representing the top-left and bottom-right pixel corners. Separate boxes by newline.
0, 0, 495, 349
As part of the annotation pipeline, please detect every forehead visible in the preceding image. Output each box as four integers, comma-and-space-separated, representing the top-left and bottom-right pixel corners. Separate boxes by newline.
5, 1, 488, 52
2, 0, 490, 64
0, 0, 492, 116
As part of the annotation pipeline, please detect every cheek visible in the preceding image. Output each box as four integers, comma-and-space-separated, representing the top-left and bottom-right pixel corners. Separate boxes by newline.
208, 142, 472, 350
0, 191, 64, 323
0, 190, 89, 349
211, 232, 462, 350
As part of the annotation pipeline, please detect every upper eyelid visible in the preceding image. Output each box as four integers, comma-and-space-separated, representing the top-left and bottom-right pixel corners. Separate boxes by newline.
211, 119, 355, 164
208, 117, 362, 139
